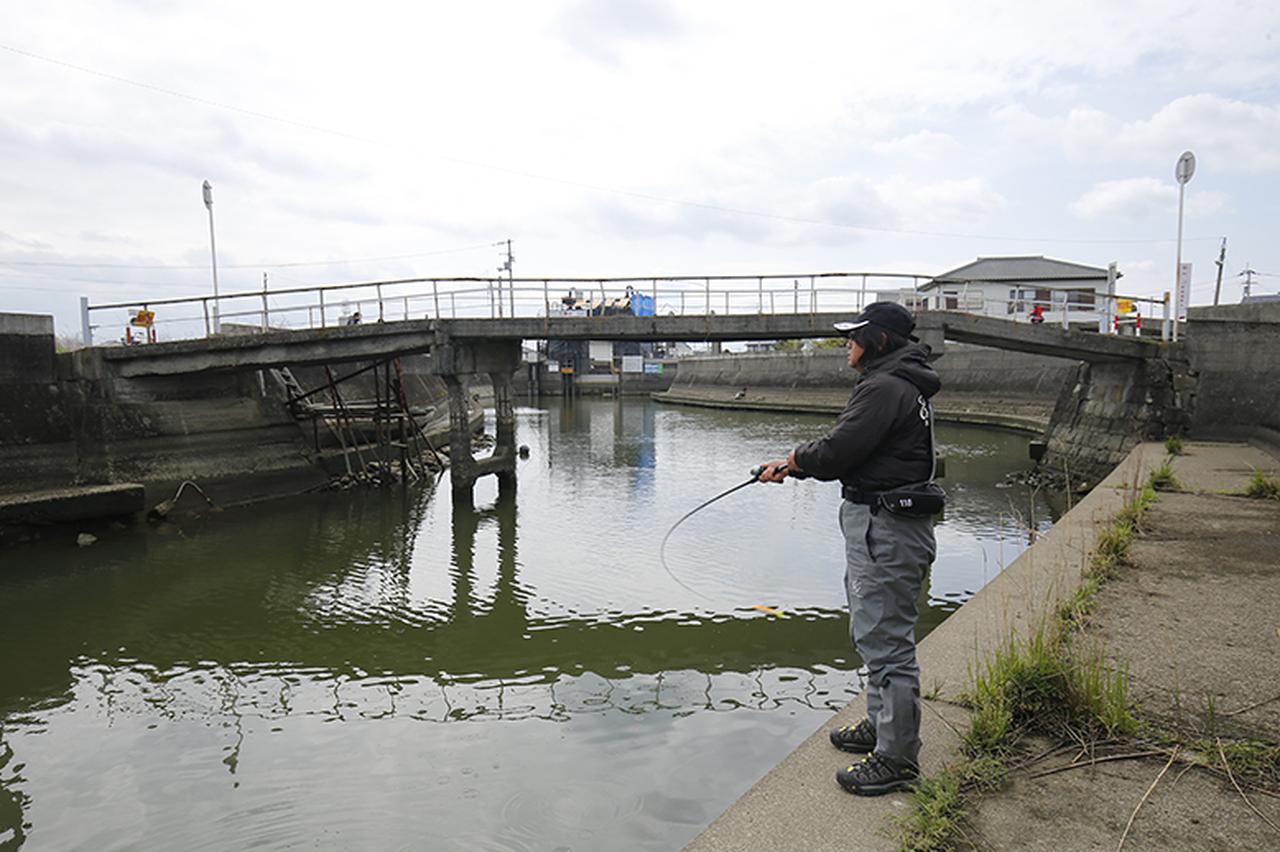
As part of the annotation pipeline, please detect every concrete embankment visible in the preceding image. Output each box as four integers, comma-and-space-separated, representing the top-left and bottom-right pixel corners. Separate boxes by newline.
655, 344, 1076, 434
686, 441, 1280, 850
683, 444, 1182, 849
968, 444, 1280, 849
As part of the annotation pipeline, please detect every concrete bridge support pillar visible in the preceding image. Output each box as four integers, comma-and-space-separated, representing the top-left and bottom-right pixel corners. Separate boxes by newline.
432, 339, 521, 505
442, 374, 477, 503
490, 369, 517, 494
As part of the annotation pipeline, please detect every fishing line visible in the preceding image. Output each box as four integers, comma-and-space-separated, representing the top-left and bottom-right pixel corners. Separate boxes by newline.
659, 465, 782, 600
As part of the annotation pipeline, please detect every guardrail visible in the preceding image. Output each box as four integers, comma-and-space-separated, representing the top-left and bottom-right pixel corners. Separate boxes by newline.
81, 273, 928, 345
79, 272, 1175, 345
921, 284, 1172, 339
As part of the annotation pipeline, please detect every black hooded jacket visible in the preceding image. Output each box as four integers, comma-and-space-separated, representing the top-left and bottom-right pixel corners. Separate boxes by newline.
792, 343, 941, 491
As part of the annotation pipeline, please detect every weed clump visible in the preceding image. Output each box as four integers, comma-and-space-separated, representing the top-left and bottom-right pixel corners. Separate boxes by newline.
1164, 435, 1184, 456
1149, 461, 1180, 492
895, 757, 1005, 851
1244, 470, 1280, 501
897, 484, 1157, 850
964, 628, 1137, 751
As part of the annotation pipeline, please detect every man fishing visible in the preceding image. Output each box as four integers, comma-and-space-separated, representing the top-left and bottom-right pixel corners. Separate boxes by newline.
758, 301, 940, 796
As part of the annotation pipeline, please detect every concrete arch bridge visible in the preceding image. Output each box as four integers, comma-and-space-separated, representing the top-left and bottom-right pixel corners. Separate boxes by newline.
83, 273, 1188, 499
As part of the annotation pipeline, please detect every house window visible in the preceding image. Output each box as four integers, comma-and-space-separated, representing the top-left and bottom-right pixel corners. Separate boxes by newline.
1069, 289, 1096, 311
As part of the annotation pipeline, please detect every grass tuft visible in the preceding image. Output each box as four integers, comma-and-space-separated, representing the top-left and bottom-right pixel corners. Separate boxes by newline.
1212, 739, 1280, 785
895, 485, 1156, 850
1149, 461, 1180, 492
1164, 435, 1184, 456
895, 757, 1006, 851
1244, 469, 1280, 501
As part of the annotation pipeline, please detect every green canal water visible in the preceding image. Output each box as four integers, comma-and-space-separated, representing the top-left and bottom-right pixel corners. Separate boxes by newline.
0, 399, 1060, 850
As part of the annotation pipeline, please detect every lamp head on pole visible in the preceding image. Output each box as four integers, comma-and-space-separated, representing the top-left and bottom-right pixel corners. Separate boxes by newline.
202, 180, 214, 210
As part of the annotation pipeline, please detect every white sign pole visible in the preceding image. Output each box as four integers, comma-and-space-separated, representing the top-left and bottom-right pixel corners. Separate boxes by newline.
1172, 151, 1195, 343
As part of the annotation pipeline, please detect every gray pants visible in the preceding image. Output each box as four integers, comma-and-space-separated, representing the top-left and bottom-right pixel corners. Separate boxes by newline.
839, 500, 936, 768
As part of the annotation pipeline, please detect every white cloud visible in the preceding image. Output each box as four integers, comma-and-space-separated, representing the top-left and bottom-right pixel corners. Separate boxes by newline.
998, 95, 1280, 173
1, 1, 1278, 330
557, 0, 683, 64
1071, 178, 1172, 220
877, 178, 1008, 228
871, 131, 960, 160
1071, 178, 1228, 220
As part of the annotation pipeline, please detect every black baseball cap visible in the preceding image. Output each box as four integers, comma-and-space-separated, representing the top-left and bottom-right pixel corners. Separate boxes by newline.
833, 301, 918, 341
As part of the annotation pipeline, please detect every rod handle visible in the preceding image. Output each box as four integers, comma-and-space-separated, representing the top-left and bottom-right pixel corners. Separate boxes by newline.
751, 464, 808, 480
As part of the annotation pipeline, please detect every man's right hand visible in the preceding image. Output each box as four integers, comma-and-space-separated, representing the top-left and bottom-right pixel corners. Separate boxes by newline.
756, 460, 790, 483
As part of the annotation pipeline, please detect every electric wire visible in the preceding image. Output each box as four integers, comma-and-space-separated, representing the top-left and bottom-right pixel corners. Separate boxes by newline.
0, 242, 496, 270
0, 41, 1222, 247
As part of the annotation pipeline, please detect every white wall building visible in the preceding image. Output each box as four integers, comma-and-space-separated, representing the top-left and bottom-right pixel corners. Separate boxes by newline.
917, 256, 1117, 328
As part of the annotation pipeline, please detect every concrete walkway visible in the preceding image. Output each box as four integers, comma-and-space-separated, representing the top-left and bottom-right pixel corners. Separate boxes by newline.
686, 443, 1175, 850
969, 443, 1280, 850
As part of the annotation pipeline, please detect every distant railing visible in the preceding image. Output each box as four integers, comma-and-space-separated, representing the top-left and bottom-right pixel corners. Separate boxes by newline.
80, 272, 930, 345
917, 284, 1173, 340
79, 272, 1176, 345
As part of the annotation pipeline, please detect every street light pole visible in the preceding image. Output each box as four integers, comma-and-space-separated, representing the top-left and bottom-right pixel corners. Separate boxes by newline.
202, 180, 221, 334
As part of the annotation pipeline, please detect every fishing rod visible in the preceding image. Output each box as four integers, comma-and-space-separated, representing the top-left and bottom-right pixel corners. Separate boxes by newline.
659, 463, 797, 600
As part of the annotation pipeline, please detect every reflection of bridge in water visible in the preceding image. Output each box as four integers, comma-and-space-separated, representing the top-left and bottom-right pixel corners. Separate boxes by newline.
4, 485, 900, 730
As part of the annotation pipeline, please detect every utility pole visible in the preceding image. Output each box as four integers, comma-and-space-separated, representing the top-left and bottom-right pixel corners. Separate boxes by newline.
505, 239, 515, 317
1213, 238, 1227, 306
1241, 266, 1258, 300
261, 272, 269, 331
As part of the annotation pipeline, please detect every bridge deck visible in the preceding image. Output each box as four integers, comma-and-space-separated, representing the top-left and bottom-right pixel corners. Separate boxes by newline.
97, 311, 1171, 376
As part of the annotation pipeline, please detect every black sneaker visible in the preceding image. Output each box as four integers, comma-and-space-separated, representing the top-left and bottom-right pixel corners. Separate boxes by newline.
829, 718, 877, 753
836, 752, 919, 796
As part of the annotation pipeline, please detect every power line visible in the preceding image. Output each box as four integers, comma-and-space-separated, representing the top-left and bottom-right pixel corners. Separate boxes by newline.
0, 41, 1223, 247
0, 242, 496, 270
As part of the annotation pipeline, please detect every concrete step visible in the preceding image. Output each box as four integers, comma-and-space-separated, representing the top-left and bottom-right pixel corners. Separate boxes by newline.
0, 484, 145, 525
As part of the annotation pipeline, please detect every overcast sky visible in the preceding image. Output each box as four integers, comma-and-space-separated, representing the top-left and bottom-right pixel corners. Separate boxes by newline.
2, 1, 1279, 338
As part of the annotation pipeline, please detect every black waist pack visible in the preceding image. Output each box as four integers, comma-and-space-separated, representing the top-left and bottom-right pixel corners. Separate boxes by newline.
876, 481, 946, 517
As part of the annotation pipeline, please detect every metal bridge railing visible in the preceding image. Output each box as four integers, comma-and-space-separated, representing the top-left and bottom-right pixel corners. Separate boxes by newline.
79, 272, 1175, 345
80, 272, 931, 345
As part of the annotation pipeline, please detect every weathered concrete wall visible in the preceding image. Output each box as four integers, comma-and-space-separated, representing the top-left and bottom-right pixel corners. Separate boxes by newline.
0, 329, 497, 511
0, 313, 55, 384
2, 347, 324, 503
0, 320, 324, 504
656, 345, 1078, 432
1044, 357, 1192, 484
1184, 302, 1280, 456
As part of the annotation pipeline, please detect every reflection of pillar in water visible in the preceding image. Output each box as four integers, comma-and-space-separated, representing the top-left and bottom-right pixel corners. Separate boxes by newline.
449, 499, 480, 621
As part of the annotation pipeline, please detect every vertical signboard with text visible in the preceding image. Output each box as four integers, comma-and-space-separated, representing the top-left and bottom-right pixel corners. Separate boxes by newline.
1177, 263, 1191, 323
